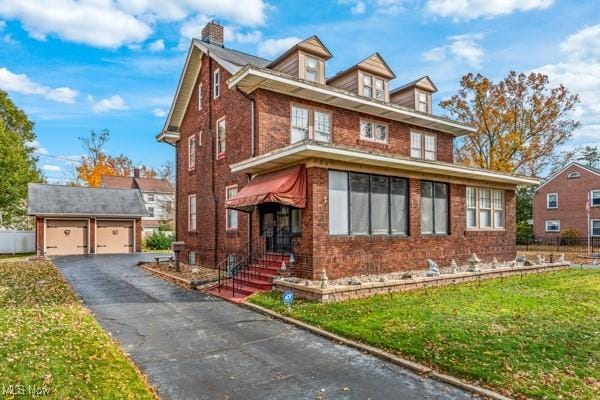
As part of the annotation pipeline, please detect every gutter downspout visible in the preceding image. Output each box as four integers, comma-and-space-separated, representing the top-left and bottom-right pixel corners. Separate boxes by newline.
208, 56, 218, 268
237, 88, 256, 256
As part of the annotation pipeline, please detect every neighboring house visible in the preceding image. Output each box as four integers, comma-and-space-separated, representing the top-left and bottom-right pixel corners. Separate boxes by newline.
533, 162, 600, 238
157, 21, 538, 280
101, 169, 175, 237
28, 183, 147, 257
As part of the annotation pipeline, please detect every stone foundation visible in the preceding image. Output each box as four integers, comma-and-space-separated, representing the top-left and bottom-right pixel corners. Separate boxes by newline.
272, 263, 570, 303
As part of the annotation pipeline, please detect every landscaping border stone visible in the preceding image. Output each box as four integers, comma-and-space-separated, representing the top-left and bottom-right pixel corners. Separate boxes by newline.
273, 263, 570, 302
243, 302, 512, 400
138, 263, 218, 289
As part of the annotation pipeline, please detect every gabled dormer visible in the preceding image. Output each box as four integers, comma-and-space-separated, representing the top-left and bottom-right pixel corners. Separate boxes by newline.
390, 76, 438, 113
327, 53, 396, 102
267, 36, 332, 84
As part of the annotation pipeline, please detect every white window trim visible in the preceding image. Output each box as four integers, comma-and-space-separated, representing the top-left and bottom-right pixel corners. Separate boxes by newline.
591, 219, 600, 237
290, 103, 332, 144
465, 187, 505, 231
545, 220, 560, 233
591, 190, 600, 207
198, 83, 202, 110
546, 193, 558, 209
213, 68, 220, 99
410, 130, 436, 160
359, 119, 389, 144
304, 55, 319, 82
359, 72, 387, 101
567, 171, 580, 179
216, 117, 226, 159
225, 185, 238, 231
415, 89, 431, 113
188, 194, 196, 232
188, 134, 196, 170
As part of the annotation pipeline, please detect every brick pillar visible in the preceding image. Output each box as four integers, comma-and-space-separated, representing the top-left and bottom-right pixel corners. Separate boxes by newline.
36, 217, 44, 257
135, 219, 143, 252
89, 218, 96, 254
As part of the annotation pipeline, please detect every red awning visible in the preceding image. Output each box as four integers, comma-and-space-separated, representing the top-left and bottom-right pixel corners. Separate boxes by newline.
225, 165, 306, 212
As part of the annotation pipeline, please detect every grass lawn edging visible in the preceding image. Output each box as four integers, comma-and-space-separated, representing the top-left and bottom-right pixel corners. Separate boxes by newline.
274, 262, 570, 302
242, 301, 511, 400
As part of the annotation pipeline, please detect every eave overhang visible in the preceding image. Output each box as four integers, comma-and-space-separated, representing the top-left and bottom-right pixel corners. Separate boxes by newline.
228, 66, 475, 137
156, 130, 180, 144
229, 141, 541, 186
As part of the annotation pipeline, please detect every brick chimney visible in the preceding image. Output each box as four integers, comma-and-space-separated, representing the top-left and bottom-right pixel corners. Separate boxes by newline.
201, 21, 224, 47
133, 168, 140, 178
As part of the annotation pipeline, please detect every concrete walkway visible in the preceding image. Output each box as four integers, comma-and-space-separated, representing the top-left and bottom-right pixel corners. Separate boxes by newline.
53, 254, 471, 400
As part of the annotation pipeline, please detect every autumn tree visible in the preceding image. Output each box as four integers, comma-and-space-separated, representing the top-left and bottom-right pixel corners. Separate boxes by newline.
76, 129, 157, 187
0, 90, 42, 228
441, 71, 580, 177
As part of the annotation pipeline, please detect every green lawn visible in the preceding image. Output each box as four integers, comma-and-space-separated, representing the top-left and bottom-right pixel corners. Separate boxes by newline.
251, 269, 600, 399
0, 260, 156, 399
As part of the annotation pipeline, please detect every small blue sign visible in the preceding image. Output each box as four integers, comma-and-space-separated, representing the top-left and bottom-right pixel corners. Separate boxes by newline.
282, 290, 294, 305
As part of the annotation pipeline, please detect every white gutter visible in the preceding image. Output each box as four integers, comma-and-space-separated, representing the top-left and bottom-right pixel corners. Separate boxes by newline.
229, 142, 540, 186
228, 66, 475, 136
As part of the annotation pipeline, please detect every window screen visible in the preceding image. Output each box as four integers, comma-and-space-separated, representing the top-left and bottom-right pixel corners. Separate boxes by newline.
328, 171, 349, 234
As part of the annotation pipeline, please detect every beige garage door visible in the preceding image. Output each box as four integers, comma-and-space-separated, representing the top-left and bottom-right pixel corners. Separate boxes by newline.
46, 219, 88, 256
96, 220, 134, 254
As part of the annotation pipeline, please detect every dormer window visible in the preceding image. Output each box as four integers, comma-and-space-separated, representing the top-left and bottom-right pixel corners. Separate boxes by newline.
375, 78, 385, 100
416, 90, 431, 113
362, 74, 372, 97
360, 72, 387, 101
305, 56, 319, 82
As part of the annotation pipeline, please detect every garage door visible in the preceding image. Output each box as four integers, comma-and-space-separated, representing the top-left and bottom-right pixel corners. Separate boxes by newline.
46, 219, 88, 256
96, 220, 134, 254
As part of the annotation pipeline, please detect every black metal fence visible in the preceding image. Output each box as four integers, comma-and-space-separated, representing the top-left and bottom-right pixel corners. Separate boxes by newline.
518, 236, 600, 254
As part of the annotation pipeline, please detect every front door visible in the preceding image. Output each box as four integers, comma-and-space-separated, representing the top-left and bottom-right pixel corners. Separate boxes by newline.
260, 204, 301, 253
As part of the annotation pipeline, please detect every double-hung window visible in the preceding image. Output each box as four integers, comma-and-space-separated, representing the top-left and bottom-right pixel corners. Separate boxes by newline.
410, 130, 436, 160
360, 119, 388, 143
188, 135, 196, 170
592, 220, 600, 237
545, 220, 560, 232
226, 186, 238, 230
304, 56, 319, 82
216, 118, 226, 158
362, 74, 372, 98
416, 90, 430, 113
591, 190, 600, 207
213, 68, 220, 99
290, 105, 331, 144
147, 193, 155, 202
421, 181, 448, 235
328, 170, 408, 236
374, 78, 385, 100
188, 195, 196, 232
547, 193, 558, 209
465, 187, 504, 229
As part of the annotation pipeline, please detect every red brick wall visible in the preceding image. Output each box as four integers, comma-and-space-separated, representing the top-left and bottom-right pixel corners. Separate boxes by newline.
293, 167, 516, 280
135, 219, 142, 252
89, 218, 96, 254
533, 165, 600, 238
254, 89, 454, 162
36, 217, 44, 257
176, 56, 253, 267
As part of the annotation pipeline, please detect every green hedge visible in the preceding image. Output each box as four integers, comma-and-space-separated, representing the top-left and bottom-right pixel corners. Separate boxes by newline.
144, 231, 174, 250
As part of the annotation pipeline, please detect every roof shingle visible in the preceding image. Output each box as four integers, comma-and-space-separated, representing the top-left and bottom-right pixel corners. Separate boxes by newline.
28, 184, 148, 217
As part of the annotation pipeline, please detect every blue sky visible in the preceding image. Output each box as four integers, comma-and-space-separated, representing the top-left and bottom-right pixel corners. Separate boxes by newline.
0, 0, 599, 182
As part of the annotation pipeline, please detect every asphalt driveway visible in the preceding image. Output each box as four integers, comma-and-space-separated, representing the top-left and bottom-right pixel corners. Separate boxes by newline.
53, 254, 471, 400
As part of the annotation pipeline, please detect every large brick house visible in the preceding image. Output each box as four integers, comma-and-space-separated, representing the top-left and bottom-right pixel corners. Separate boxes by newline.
533, 162, 600, 238
158, 21, 538, 281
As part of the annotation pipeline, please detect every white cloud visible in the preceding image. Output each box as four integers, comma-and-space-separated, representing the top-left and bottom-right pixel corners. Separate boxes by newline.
257, 36, 302, 59
152, 108, 166, 117
148, 39, 165, 52
42, 164, 61, 172
25, 140, 48, 155
179, 14, 211, 42
224, 26, 262, 43
3, 33, 17, 45
88, 95, 129, 113
0, 20, 5, 30
338, 0, 404, 15
0, 0, 267, 49
0, 67, 78, 103
0, 0, 152, 48
425, 0, 553, 20
559, 24, 600, 62
375, 0, 405, 15
423, 33, 484, 67
535, 25, 600, 147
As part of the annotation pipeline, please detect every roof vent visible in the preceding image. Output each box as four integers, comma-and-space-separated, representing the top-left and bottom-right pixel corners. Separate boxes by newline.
201, 21, 224, 47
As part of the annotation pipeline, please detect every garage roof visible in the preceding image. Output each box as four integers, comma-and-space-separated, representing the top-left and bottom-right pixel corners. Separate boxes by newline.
28, 184, 148, 217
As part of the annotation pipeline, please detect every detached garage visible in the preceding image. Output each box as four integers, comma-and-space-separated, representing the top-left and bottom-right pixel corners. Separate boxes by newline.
28, 183, 147, 257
